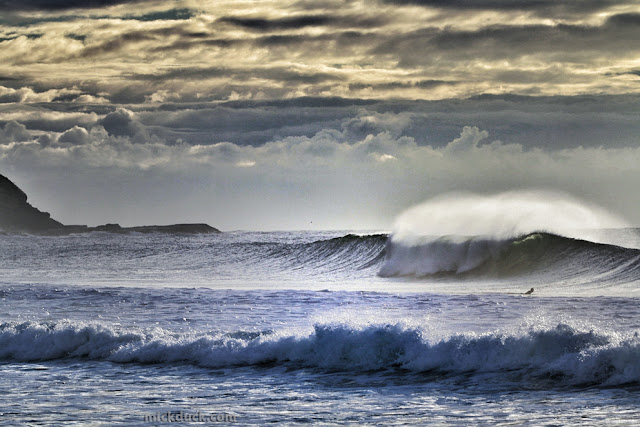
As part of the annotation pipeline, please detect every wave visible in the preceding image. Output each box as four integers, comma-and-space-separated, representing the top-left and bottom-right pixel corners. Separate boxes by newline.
7, 229, 639, 285
259, 233, 388, 274
378, 232, 640, 282
1, 320, 639, 387
224, 231, 640, 284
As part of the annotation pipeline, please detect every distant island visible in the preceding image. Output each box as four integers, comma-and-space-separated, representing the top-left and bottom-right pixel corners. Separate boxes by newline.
0, 174, 220, 235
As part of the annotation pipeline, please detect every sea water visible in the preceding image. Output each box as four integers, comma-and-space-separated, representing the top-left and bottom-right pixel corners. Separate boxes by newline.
1, 229, 640, 425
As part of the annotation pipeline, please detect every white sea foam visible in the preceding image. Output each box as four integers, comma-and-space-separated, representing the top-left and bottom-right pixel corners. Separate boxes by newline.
1, 320, 639, 386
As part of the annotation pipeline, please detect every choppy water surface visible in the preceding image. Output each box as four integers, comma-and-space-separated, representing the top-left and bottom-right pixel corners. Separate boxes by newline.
1, 229, 640, 425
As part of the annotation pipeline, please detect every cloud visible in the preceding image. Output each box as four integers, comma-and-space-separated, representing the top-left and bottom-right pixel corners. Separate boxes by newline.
219, 15, 332, 31
57, 125, 90, 145
1, 0, 639, 230
2, 115, 640, 229
0, 0, 149, 11
130, 66, 342, 85
97, 108, 148, 142
0, 121, 32, 144
3, 94, 640, 149
380, 0, 623, 17
0, 86, 81, 103
218, 13, 386, 31
123, 8, 197, 22
0, 107, 100, 132
375, 16, 640, 68
72, 94, 109, 104
442, 126, 489, 152
2, 1, 639, 102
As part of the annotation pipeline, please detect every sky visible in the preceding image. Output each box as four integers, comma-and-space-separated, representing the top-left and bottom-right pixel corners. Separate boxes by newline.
1, 0, 640, 230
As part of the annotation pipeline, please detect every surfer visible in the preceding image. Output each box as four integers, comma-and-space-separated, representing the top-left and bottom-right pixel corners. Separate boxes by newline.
524, 288, 534, 295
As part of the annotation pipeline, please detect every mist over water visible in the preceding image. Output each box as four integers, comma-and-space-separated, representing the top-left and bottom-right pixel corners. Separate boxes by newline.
379, 191, 638, 277
390, 190, 629, 244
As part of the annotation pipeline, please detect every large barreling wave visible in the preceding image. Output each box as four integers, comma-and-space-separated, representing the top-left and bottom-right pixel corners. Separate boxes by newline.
1, 320, 639, 387
379, 232, 640, 282
378, 191, 640, 282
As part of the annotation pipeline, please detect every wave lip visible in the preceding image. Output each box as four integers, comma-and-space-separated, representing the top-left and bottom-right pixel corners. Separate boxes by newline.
378, 232, 640, 281
1, 320, 640, 387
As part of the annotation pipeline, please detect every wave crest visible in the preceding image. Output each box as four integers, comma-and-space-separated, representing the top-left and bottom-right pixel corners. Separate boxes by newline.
265, 233, 388, 273
2, 320, 640, 386
379, 232, 640, 280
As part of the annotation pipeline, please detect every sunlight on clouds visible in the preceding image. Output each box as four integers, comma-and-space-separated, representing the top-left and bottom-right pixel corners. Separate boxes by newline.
1, 0, 638, 101
1, 0, 640, 228
373, 153, 396, 162
236, 160, 256, 167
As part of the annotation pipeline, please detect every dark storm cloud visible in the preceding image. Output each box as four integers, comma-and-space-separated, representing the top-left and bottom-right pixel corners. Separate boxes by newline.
375, 13, 640, 65
77, 25, 211, 58
77, 32, 154, 57
415, 80, 459, 88
65, 33, 86, 42
106, 85, 152, 104
606, 12, 640, 26
145, 29, 370, 56
381, 0, 620, 14
0, 0, 148, 11
139, 104, 352, 146
98, 108, 141, 137
219, 15, 332, 31
232, 95, 640, 149
123, 8, 197, 22
40, 95, 634, 149
219, 14, 387, 31
2, 7, 196, 27
130, 66, 343, 84
3, 95, 639, 149
617, 70, 640, 77
0, 33, 42, 42
492, 68, 571, 84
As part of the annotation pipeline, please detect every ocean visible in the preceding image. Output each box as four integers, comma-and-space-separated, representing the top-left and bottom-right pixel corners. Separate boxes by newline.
1, 228, 640, 425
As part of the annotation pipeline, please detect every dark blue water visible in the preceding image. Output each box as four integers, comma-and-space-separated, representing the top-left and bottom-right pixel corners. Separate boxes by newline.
1, 230, 640, 425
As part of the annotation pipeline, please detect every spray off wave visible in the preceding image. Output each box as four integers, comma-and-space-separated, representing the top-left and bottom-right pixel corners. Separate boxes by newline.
380, 191, 639, 279
390, 190, 628, 244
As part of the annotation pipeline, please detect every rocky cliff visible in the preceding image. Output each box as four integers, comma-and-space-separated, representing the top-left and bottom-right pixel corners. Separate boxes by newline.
0, 174, 220, 235
0, 174, 64, 233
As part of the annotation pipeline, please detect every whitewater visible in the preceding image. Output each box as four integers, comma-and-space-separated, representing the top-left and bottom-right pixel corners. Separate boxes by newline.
2, 192, 640, 425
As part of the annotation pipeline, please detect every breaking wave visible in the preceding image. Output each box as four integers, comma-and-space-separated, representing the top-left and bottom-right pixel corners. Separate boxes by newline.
1, 320, 639, 387
376, 191, 640, 282
289, 230, 640, 283
378, 232, 640, 281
